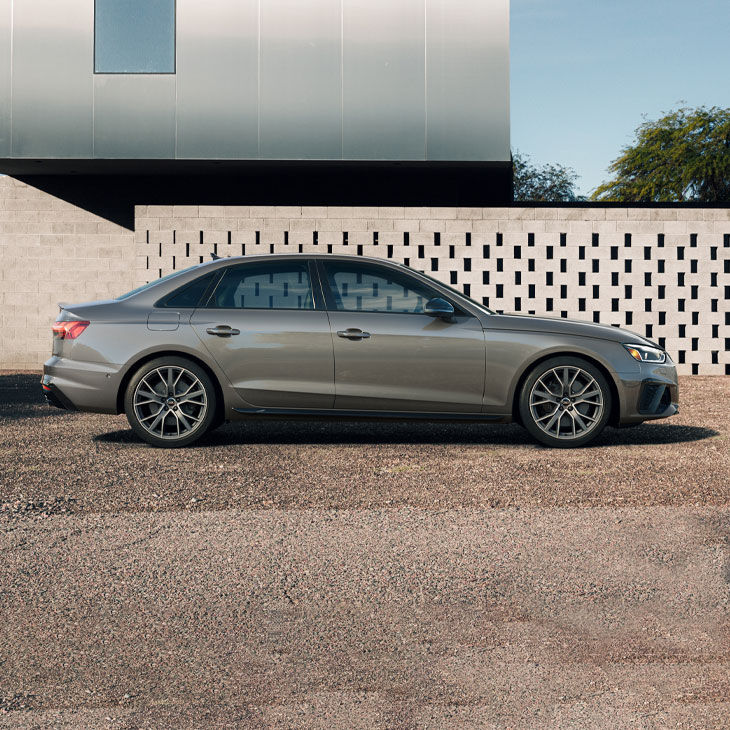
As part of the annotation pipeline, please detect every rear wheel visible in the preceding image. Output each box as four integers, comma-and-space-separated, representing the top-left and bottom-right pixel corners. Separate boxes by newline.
124, 357, 217, 448
519, 357, 612, 448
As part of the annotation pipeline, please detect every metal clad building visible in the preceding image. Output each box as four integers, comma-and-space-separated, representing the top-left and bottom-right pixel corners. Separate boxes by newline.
0, 0, 510, 165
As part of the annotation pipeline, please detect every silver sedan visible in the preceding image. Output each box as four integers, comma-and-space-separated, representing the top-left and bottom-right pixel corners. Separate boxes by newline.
43, 254, 679, 448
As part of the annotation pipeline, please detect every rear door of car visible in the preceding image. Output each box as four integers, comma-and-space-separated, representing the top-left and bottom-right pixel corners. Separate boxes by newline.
316, 258, 486, 413
190, 259, 335, 409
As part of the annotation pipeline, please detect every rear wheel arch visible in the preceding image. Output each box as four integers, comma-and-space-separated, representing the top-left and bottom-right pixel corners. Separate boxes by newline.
510, 351, 621, 428
116, 350, 225, 425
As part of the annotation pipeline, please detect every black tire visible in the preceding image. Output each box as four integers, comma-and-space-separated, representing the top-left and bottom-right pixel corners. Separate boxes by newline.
124, 356, 218, 448
518, 356, 612, 448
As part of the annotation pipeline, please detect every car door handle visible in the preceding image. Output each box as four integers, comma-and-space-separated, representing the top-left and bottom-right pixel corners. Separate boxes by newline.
337, 328, 371, 340
206, 325, 240, 337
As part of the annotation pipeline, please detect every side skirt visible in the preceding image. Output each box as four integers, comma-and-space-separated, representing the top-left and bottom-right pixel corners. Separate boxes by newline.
232, 407, 508, 424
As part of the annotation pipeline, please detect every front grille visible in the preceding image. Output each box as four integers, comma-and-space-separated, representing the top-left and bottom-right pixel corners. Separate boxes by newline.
638, 383, 671, 415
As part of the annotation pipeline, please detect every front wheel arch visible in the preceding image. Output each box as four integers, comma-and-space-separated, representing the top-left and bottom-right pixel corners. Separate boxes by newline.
510, 352, 621, 428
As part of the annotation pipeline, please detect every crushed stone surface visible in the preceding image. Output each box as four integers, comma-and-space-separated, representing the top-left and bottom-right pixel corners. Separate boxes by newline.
1, 373, 729, 728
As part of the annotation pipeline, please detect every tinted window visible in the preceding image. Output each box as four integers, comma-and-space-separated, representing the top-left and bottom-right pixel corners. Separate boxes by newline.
207, 263, 314, 310
323, 261, 438, 314
159, 272, 216, 308
412, 267, 494, 314
95, 0, 175, 74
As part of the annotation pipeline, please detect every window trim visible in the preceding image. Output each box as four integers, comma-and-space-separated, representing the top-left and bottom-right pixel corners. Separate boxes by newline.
94, 0, 177, 75
201, 259, 322, 312
316, 258, 469, 317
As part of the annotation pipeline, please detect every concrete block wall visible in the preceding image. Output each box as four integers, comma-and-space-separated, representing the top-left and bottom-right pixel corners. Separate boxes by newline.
138, 205, 730, 376
0, 178, 136, 369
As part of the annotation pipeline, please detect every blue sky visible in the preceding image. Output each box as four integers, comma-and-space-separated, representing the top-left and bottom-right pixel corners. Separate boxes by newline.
511, 0, 730, 196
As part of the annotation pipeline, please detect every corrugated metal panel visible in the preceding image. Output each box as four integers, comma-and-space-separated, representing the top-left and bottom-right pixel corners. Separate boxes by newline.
176, 0, 259, 159
426, 0, 510, 161
342, 0, 425, 160
0, 0, 10, 155
93, 75, 176, 158
11, 0, 93, 158
259, 0, 342, 159
1, 0, 510, 164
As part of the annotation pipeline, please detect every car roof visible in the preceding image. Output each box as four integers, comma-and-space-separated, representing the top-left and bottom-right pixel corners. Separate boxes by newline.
206, 253, 406, 266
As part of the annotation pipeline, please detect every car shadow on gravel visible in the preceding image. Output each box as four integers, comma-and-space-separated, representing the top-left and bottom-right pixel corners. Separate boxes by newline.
3, 374, 720, 449
94, 421, 719, 448
0, 373, 60, 421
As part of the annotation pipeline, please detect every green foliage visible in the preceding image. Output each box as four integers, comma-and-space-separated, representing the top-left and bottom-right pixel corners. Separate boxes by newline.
512, 150, 581, 202
592, 106, 730, 202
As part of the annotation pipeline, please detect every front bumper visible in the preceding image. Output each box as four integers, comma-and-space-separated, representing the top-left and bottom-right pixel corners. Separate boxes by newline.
617, 359, 679, 425
42, 356, 123, 414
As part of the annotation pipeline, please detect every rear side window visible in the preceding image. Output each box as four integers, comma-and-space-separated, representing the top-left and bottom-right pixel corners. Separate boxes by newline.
206, 262, 314, 310
158, 272, 217, 308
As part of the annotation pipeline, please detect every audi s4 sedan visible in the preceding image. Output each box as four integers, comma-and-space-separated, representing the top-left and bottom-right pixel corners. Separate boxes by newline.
42, 254, 679, 448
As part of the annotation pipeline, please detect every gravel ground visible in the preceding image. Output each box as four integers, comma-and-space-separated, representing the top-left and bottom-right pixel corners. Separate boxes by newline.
0, 374, 728, 512
1, 373, 729, 728
2, 508, 730, 728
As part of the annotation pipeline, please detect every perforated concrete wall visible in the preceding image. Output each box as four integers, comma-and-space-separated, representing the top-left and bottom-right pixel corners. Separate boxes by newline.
1, 178, 728, 373
137, 205, 730, 376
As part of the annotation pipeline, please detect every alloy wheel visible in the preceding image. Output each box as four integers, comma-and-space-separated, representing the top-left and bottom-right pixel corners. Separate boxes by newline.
528, 366, 604, 440
133, 366, 208, 440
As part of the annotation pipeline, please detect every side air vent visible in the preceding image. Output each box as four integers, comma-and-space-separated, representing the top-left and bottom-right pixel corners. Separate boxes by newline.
638, 383, 671, 415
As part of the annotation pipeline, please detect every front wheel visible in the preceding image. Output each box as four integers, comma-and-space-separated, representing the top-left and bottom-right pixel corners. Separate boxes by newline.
519, 357, 612, 448
124, 357, 217, 448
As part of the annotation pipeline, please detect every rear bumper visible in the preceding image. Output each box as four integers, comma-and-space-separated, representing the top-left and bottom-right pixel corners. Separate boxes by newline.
41, 376, 77, 411
42, 356, 122, 414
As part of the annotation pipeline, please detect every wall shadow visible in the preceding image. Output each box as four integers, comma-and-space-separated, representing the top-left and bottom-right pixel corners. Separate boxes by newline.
15, 161, 513, 231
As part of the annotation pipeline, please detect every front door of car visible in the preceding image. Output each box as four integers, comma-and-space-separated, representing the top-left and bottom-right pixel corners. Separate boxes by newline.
190, 259, 334, 409
317, 259, 486, 412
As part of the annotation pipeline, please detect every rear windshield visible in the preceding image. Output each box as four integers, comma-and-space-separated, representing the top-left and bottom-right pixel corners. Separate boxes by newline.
116, 265, 203, 300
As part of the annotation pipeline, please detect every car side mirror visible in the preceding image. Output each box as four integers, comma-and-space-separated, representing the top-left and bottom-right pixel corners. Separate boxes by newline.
424, 297, 455, 321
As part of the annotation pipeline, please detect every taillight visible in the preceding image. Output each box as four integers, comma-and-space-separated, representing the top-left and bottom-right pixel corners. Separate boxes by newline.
52, 321, 90, 339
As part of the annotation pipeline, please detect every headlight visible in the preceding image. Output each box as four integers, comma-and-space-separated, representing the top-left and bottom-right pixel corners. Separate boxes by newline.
623, 343, 666, 363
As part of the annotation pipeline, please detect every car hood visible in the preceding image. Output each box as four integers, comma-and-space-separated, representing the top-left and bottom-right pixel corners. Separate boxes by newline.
488, 313, 654, 346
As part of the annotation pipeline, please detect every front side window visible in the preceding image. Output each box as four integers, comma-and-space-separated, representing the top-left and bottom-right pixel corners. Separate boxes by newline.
95, 0, 176, 74
323, 261, 439, 314
207, 263, 314, 310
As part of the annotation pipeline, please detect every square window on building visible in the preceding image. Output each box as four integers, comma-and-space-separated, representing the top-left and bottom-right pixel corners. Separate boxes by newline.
95, 0, 176, 74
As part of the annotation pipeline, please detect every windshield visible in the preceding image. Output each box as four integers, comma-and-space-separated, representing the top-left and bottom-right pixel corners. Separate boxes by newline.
402, 264, 495, 315
115, 264, 204, 300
